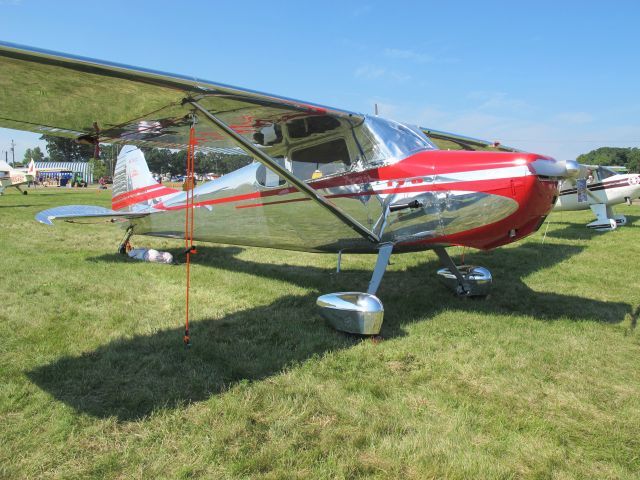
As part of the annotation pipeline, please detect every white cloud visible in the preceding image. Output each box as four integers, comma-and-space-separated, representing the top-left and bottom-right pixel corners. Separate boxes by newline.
352, 5, 372, 16
467, 91, 533, 113
354, 65, 411, 83
553, 112, 594, 124
383, 48, 433, 64
355, 65, 386, 79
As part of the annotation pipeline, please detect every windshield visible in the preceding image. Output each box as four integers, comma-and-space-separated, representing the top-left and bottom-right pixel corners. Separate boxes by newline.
354, 116, 436, 167
596, 166, 618, 181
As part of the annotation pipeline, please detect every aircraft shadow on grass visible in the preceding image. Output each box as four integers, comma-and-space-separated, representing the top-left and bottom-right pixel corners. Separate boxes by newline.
545, 214, 640, 241
29, 241, 632, 421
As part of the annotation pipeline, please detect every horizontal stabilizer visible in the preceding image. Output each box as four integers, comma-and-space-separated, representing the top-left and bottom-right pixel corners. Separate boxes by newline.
36, 205, 149, 225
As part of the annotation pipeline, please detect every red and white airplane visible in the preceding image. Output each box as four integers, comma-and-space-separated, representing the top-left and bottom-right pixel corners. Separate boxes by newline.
0, 41, 579, 334
553, 165, 640, 231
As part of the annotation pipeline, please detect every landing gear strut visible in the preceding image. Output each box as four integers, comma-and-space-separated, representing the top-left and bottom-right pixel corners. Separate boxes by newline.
317, 243, 393, 335
434, 247, 492, 297
118, 226, 134, 255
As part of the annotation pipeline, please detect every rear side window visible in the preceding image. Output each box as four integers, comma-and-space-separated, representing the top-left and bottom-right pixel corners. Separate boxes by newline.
290, 138, 351, 180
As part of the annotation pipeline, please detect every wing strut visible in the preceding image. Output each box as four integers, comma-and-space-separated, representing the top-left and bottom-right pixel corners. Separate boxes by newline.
187, 99, 380, 244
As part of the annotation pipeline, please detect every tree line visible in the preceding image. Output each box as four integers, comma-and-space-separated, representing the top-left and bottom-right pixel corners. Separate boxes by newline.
576, 147, 640, 172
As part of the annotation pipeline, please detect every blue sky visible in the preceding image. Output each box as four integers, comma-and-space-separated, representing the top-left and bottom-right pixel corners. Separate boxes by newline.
1, 0, 639, 162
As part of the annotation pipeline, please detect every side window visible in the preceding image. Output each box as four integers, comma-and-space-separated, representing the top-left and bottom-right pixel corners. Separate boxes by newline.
287, 116, 341, 139
256, 157, 287, 187
290, 138, 351, 180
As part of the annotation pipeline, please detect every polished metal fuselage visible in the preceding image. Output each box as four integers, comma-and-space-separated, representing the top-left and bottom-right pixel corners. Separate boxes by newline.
131, 158, 529, 253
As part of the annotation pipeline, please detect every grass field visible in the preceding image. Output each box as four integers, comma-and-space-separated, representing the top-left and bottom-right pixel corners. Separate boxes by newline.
1, 187, 639, 479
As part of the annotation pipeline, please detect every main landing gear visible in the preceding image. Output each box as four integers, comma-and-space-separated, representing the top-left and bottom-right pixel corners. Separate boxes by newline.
587, 204, 627, 232
317, 243, 392, 336
434, 247, 492, 297
317, 244, 493, 336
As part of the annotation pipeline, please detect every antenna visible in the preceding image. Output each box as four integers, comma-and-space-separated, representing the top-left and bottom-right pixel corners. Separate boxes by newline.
374, 103, 379, 116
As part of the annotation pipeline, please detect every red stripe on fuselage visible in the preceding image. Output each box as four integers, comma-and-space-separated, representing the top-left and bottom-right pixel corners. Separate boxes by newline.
112, 186, 180, 210
235, 197, 312, 209
112, 184, 162, 202
156, 151, 545, 212
233, 177, 521, 210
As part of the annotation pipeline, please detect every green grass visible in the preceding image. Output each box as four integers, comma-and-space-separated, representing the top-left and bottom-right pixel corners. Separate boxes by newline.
1, 188, 639, 479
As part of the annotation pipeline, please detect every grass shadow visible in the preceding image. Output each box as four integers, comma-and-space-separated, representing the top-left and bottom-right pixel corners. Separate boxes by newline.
28, 293, 358, 421
546, 213, 640, 241
30, 241, 632, 421
0, 203, 49, 208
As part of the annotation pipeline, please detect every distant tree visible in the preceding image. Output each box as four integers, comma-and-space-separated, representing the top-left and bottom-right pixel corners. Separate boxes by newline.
88, 158, 107, 179
23, 148, 33, 164
41, 135, 94, 162
109, 146, 254, 178
626, 148, 640, 173
97, 144, 121, 177
32, 146, 45, 162
577, 147, 640, 172
220, 153, 252, 174
143, 148, 182, 176
23, 146, 45, 163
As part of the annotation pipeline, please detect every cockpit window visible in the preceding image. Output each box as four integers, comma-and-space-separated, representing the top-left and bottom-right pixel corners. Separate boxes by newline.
287, 116, 342, 139
290, 138, 351, 180
352, 116, 436, 167
256, 157, 287, 187
596, 166, 617, 181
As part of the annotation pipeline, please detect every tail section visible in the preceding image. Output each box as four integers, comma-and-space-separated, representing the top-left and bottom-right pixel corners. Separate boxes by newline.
112, 146, 179, 211
27, 159, 36, 178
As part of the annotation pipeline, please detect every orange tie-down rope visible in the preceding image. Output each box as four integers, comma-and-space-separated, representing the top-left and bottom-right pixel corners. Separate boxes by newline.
184, 126, 198, 347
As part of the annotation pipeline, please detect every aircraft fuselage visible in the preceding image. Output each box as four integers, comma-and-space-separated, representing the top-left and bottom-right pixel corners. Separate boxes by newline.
127, 150, 559, 253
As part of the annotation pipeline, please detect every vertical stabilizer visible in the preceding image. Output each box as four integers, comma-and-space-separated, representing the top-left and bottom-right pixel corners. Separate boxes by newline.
27, 159, 36, 177
112, 146, 178, 211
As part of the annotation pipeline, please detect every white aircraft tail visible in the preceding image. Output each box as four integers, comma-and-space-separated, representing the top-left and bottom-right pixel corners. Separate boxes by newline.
27, 159, 36, 177
112, 146, 179, 211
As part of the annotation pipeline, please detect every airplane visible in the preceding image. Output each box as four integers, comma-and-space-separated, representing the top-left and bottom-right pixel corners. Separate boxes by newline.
0, 41, 580, 335
0, 159, 35, 195
0, 159, 79, 194
553, 165, 640, 231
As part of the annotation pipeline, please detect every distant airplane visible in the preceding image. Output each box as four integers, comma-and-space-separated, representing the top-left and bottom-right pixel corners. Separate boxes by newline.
0, 159, 79, 195
553, 165, 640, 231
0, 159, 35, 194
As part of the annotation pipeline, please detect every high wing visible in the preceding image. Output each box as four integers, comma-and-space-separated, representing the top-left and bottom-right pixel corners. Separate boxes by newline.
0, 41, 377, 242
